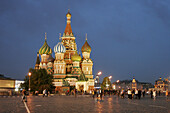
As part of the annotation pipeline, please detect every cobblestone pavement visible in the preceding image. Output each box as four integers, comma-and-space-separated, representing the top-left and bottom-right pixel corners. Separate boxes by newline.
0, 95, 169, 113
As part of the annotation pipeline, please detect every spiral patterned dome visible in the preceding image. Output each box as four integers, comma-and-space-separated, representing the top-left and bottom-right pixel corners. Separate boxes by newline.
81, 39, 91, 53
39, 39, 52, 55
71, 52, 81, 62
54, 42, 66, 53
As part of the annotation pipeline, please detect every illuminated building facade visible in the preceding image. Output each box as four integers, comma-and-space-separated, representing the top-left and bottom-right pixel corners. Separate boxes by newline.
154, 77, 169, 91
132, 77, 137, 89
35, 10, 94, 92
0, 74, 15, 95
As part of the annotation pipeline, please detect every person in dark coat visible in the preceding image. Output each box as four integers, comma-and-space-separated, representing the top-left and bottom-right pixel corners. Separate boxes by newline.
142, 90, 145, 97
100, 90, 103, 100
138, 90, 141, 99
151, 90, 153, 99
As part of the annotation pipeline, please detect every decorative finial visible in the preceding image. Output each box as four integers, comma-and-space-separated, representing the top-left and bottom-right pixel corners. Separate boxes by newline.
68, 9, 70, 13
59, 33, 61, 40
45, 32, 47, 41
85, 33, 87, 41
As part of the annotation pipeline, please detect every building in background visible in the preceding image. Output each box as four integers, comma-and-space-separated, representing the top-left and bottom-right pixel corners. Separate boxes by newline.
34, 10, 94, 93
0, 74, 15, 95
132, 77, 137, 89
154, 77, 169, 92
112, 78, 153, 90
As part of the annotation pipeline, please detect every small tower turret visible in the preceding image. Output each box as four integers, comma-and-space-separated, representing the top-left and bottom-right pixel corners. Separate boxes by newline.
35, 52, 40, 69
39, 33, 52, 69
81, 34, 93, 79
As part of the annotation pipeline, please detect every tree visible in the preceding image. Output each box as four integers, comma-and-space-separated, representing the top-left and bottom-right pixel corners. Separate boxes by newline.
101, 77, 112, 90
21, 68, 55, 93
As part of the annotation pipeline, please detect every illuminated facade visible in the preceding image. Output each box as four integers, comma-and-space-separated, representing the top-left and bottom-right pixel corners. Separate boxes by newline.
132, 77, 137, 89
0, 75, 15, 95
35, 10, 94, 92
154, 77, 169, 91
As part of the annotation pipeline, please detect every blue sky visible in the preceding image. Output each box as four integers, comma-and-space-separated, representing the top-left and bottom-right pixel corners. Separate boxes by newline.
0, 0, 170, 83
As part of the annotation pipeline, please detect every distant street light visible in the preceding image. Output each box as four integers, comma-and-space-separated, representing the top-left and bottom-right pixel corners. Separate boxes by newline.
28, 72, 31, 95
95, 71, 102, 83
109, 76, 112, 80
98, 72, 102, 75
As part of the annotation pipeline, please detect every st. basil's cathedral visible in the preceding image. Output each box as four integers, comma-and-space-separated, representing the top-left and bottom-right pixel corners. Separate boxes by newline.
34, 10, 94, 92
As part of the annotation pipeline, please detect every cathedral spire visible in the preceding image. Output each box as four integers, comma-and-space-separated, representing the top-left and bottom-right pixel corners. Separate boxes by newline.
35, 52, 40, 69
64, 9, 73, 36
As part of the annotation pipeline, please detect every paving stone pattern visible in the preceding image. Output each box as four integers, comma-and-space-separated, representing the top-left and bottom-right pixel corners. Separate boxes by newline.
0, 95, 169, 113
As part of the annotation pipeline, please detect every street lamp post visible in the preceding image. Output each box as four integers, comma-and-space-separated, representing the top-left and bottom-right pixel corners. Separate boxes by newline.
28, 72, 31, 95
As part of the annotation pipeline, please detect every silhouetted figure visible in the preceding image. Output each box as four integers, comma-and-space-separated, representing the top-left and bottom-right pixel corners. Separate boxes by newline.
151, 90, 153, 99
138, 90, 141, 99
74, 89, 77, 98
120, 89, 125, 98
22, 89, 27, 102
100, 90, 103, 100
117, 90, 120, 97
159, 91, 161, 96
128, 89, 132, 99
135, 89, 138, 99
153, 90, 156, 99
132, 90, 135, 99
142, 90, 145, 97
92, 90, 95, 99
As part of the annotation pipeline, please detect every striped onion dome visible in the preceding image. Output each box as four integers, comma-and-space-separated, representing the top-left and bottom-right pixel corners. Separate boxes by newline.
39, 39, 52, 55
81, 39, 91, 53
71, 52, 81, 62
54, 42, 66, 53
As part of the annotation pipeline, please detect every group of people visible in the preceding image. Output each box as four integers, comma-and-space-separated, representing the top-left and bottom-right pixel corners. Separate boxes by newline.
92, 89, 104, 100
127, 89, 142, 99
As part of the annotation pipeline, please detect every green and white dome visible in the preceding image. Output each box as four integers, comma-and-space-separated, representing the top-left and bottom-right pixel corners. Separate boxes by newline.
39, 34, 52, 55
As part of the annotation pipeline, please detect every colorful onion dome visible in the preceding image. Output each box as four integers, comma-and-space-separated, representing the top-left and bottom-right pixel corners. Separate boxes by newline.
81, 38, 91, 53
39, 33, 52, 55
71, 52, 81, 62
54, 42, 66, 53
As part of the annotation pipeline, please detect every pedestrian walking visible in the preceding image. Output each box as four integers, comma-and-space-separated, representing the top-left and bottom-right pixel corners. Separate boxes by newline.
45, 89, 48, 97
138, 90, 141, 99
132, 89, 135, 99
22, 89, 27, 102
128, 89, 132, 99
120, 89, 125, 98
142, 90, 145, 97
153, 90, 156, 99
43, 89, 45, 97
117, 90, 120, 97
165, 90, 168, 99
92, 90, 95, 99
158, 91, 161, 96
74, 89, 77, 98
150, 90, 153, 99
135, 89, 138, 99
100, 90, 103, 100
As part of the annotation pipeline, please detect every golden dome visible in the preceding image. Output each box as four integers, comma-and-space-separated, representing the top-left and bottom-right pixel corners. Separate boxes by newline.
66, 9, 71, 18
71, 52, 81, 62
